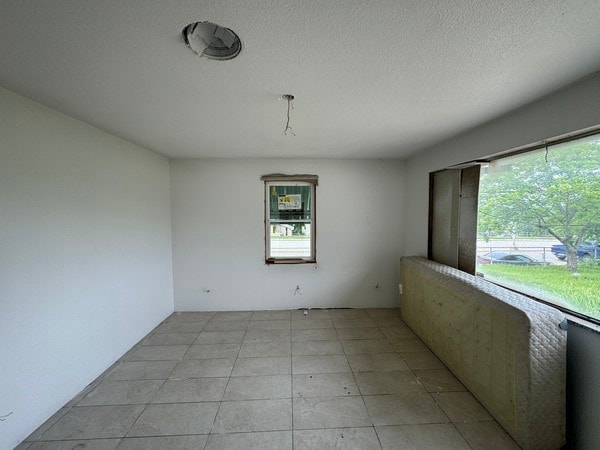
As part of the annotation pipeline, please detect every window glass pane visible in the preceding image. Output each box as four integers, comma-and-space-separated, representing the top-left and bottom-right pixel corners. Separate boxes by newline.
267, 183, 313, 259
476, 134, 600, 321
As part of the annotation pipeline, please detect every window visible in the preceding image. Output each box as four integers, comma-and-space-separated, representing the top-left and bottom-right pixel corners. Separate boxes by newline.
430, 131, 600, 323
261, 174, 317, 264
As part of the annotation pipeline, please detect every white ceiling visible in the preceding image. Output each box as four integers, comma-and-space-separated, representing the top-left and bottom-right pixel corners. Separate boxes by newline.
2, 1, 600, 159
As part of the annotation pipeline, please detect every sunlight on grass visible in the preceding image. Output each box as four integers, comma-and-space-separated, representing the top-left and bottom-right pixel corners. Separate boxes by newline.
478, 264, 600, 319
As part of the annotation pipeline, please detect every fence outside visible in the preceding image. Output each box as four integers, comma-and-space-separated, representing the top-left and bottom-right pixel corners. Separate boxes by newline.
476, 239, 564, 265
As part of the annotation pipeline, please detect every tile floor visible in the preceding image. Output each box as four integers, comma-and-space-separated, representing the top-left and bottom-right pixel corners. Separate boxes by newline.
19, 309, 520, 449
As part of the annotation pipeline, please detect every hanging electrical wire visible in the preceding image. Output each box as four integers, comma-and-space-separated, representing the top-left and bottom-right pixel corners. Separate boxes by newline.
282, 94, 295, 136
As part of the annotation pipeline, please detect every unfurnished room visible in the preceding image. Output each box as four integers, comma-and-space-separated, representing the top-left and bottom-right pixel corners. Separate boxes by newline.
1, 1, 600, 449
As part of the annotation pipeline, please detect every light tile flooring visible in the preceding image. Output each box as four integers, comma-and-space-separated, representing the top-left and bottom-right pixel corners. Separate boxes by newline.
20, 309, 520, 449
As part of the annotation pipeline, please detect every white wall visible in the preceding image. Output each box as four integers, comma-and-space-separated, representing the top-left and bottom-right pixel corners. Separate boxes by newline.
403, 72, 600, 449
404, 72, 600, 257
171, 159, 405, 311
0, 87, 174, 449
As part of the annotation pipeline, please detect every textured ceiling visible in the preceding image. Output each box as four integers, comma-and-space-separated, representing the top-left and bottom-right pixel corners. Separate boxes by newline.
1, 1, 600, 159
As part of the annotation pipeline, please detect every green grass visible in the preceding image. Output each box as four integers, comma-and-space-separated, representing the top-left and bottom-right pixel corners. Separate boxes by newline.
478, 263, 600, 319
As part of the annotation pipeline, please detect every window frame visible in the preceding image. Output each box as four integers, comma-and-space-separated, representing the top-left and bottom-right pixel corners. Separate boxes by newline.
261, 174, 317, 264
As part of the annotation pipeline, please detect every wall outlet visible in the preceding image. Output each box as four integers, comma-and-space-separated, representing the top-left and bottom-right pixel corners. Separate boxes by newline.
398, 283, 403, 295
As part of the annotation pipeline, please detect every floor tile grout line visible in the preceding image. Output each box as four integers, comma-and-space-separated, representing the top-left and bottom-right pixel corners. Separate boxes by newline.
68, 388, 464, 408
338, 323, 379, 448
32, 436, 126, 443
372, 423, 385, 449
35, 421, 477, 448
119, 323, 195, 441
35, 419, 483, 444
65, 387, 489, 408
444, 421, 478, 450
207, 317, 250, 437
290, 316, 295, 449
71, 390, 488, 408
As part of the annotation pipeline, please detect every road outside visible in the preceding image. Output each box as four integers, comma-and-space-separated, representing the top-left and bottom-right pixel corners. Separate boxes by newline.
270, 237, 565, 262
477, 238, 564, 265
270, 237, 311, 257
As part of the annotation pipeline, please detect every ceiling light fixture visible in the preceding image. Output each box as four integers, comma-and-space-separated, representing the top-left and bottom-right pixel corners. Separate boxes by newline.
282, 94, 295, 136
182, 21, 241, 60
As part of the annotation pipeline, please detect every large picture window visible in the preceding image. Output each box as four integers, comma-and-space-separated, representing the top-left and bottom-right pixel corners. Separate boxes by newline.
429, 132, 600, 323
476, 134, 600, 321
261, 174, 317, 264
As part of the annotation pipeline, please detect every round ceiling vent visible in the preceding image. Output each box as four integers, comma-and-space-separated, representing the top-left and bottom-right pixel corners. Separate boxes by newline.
182, 21, 241, 61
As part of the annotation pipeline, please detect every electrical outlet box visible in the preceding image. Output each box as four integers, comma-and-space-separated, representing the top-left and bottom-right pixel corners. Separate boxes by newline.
398, 283, 403, 295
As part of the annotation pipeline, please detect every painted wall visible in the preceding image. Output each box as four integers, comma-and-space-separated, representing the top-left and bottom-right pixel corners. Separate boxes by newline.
0, 88, 174, 448
404, 72, 600, 258
403, 72, 600, 449
170, 158, 405, 311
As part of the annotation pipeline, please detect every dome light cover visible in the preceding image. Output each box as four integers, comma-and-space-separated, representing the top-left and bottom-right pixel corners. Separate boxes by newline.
182, 21, 241, 61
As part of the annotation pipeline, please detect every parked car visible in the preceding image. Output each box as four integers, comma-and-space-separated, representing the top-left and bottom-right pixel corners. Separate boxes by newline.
550, 242, 600, 260
477, 252, 549, 266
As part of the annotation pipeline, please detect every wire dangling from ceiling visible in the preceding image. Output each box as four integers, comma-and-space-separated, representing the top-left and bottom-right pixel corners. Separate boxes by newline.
282, 94, 295, 136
